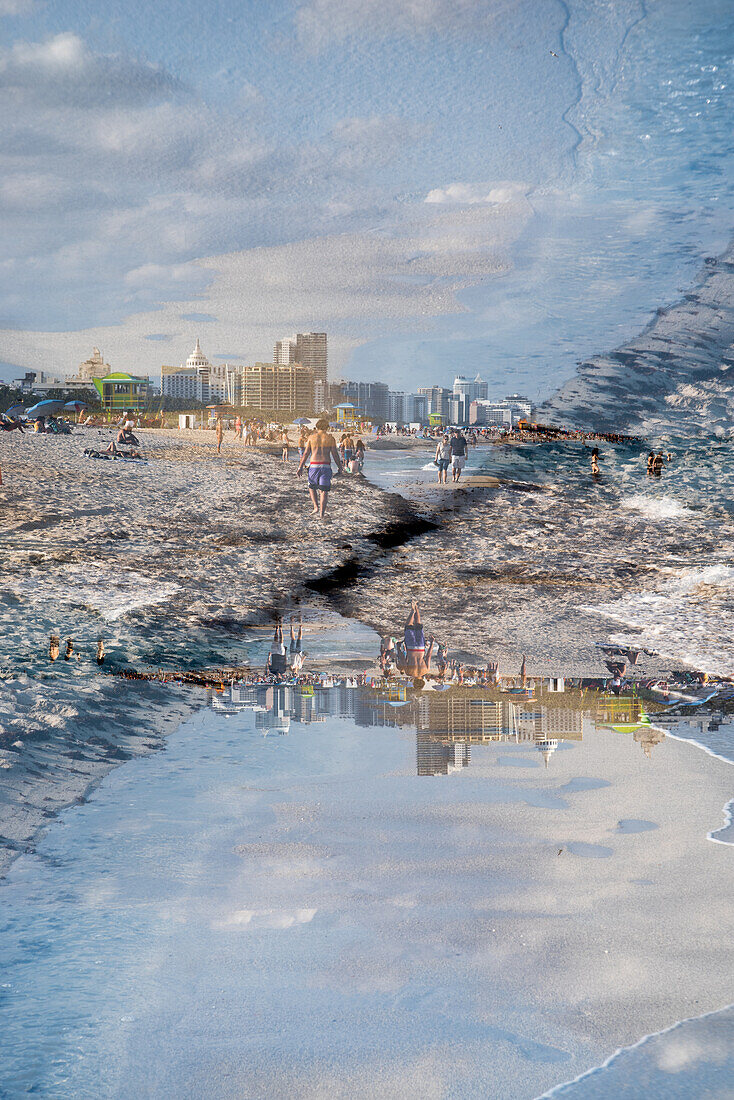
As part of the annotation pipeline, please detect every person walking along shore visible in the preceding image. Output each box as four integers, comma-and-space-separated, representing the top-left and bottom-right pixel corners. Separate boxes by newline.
296, 418, 344, 520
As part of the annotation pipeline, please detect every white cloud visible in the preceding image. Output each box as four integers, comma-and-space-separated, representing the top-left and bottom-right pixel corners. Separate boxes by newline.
0, 196, 531, 381
295, 0, 506, 52
329, 115, 426, 172
0, 0, 35, 14
214, 908, 317, 930
655, 1033, 731, 1074
0, 33, 182, 107
425, 181, 528, 205
0, 32, 429, 330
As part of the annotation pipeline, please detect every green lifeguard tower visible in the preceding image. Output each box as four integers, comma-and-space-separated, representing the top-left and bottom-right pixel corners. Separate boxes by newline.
93, 372, 150, 413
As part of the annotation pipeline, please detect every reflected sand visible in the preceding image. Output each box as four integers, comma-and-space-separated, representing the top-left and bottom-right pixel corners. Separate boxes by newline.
0, 669, 731, 1100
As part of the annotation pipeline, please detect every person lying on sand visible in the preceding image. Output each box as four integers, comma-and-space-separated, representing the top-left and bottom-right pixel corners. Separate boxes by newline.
0, 415, 24, 433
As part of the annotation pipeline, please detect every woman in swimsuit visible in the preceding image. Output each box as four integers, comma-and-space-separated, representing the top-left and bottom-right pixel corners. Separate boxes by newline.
435, 435, 451, 484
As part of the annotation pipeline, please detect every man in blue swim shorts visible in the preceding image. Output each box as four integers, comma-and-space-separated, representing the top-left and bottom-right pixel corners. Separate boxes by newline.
398, 599, 435, 683
296, 418, 344, 520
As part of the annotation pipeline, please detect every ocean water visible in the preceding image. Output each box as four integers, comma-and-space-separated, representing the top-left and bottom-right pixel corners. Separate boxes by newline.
364, 438, 734, 677
352, 0, 734, 401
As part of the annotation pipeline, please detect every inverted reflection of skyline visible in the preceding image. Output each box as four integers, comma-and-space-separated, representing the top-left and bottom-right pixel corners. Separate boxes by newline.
209, 681, 678, 773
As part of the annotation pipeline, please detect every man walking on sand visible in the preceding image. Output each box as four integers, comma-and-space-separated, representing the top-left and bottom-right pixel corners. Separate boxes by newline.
296, 418, 344, 520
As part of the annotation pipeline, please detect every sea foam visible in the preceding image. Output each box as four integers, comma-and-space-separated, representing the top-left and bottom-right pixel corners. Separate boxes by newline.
621, 494, 689, 520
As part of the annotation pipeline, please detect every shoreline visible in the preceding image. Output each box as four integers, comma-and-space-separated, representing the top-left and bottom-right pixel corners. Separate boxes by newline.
1, 409, 732, 873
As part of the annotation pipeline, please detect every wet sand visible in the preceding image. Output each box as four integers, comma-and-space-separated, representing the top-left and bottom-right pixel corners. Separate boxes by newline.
0, 694, 731, 1099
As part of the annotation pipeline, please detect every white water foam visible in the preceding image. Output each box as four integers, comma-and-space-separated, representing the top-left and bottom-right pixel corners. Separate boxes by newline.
5, 564, 180, 622
621, 494, 689, 520
581, 565, 734, 677
534, 1001, 734, 1099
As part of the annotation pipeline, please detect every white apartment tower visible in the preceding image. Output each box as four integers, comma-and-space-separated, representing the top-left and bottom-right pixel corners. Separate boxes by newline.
161, 338, 241, 404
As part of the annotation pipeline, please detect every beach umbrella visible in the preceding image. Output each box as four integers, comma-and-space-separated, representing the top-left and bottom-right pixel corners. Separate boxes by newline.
5, 404, 27, 417
292, 417, 311, 425
64, 399, 88, 422
25, 399, 65, 418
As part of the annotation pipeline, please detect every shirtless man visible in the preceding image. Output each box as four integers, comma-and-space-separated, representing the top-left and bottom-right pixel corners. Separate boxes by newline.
296, 418, 344, 519
398, 600, 435, 684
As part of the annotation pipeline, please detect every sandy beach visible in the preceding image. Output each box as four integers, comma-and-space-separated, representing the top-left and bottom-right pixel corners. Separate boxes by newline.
3, 420, 732, 878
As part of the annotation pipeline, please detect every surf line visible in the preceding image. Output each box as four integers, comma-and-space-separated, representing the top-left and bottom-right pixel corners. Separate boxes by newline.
662, 730, 733, 846
533, 999, 734, 1098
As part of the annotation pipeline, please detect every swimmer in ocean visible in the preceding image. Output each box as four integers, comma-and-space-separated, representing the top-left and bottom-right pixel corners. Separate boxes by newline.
646, 450, 655, 475
652, 450, 665, 475
590, 447, 600, 477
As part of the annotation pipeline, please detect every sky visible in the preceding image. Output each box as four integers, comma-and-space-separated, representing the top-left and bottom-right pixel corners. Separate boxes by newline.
0, 0, 732, 395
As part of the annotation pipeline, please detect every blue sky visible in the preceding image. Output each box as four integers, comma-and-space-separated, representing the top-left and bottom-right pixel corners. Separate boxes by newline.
1, 0, 732, 394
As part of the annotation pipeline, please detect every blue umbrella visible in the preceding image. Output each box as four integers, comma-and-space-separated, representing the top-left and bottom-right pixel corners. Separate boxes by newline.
292, 417, 311, 425
64, 400, 88, 410
5, 404, 27, 417
25, 399, 65, 417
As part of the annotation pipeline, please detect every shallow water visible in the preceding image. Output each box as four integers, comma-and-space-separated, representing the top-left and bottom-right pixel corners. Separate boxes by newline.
364, 440, 734, 677
0, 674, 731, 1099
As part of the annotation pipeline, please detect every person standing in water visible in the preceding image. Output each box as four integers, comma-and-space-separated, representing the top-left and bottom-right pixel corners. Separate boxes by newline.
296, 418, 344, 520
435, 435, 451, 485
590, 446, 600, 478
398, 600, 435, 684
450, 429, 468, 483
646, 450, 655, 475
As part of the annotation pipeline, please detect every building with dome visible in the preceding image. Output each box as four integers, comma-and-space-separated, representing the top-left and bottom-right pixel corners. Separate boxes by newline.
65, 347, 112, 389
161, 339, 240, 405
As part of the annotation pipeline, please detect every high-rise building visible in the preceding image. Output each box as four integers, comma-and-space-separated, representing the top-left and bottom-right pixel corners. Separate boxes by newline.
453, 374, 488, 402
416, 732, 469, 776
242, 362, 314, 415
418, 386, 452, 418
295, 332, 327, 384
470, 394, 534, 427
342, 380, 390, 421
274, 337, 298, 364
161, 339, 242, 405
161, 338, 211, 403
274, 332, 327, 383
